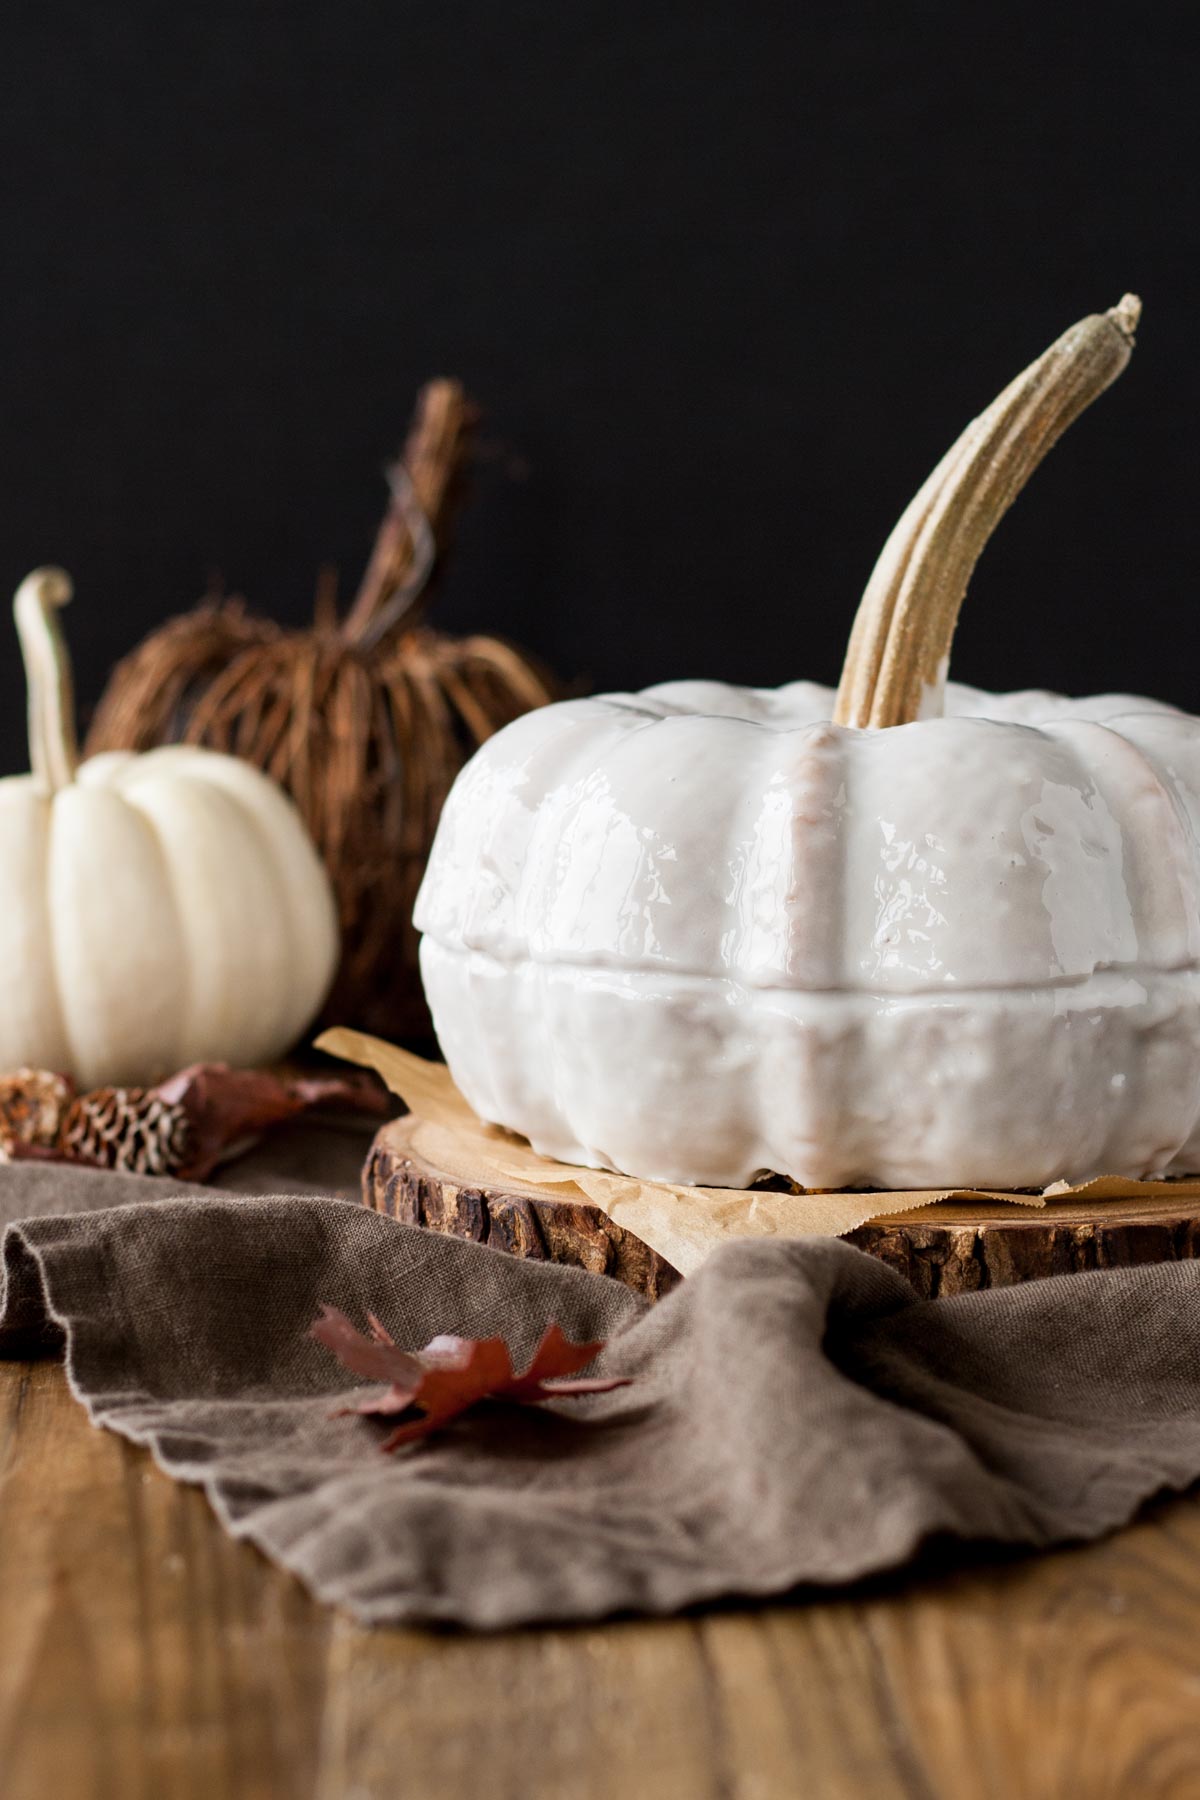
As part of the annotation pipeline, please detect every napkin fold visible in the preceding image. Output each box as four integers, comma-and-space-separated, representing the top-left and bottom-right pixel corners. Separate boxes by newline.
4, 1131, 1200, 1630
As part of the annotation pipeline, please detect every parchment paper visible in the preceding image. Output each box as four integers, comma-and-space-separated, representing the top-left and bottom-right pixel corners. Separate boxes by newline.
318, 1030, 1200, 1274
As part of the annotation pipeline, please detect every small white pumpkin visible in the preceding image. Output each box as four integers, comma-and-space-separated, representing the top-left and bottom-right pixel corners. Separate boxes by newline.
0, 568, 339, 1086
416, 296, 1195, 1192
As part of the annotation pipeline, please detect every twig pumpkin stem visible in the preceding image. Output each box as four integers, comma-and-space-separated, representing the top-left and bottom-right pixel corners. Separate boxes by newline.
14, 566, 79, 793
341, 378, 477, 647
833, 294, 1141, 730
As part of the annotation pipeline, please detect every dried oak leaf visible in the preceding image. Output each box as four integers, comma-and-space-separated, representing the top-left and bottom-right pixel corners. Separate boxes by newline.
311, 1306, 631, 1450
153, 1064, 389, 1179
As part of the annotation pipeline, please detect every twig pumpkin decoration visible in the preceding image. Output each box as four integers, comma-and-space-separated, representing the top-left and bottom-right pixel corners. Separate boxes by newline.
415, 296, 1199, 1193
86, 381, 557, 1039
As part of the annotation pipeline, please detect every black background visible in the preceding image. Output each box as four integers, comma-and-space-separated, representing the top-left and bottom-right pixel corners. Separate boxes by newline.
0, 1, 1196, 776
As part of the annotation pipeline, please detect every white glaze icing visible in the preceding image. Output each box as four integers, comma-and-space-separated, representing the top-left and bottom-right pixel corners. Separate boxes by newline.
415, 679, 1200, 1189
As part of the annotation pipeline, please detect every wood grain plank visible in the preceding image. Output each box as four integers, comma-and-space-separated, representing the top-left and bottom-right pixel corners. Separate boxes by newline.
734, 1521, 1200, 1800
0, 1361, 332, 1800
845, 1516, 1200, 1800
315, 1614, 725, 1800
693, 1610, 921, 1800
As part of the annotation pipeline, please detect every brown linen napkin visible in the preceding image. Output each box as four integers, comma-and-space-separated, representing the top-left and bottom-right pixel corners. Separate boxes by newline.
0, 1121, 372, 1350
4, 1139, 1200, 1629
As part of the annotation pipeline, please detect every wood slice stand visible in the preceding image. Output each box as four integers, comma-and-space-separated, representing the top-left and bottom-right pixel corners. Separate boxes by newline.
364, 1115, 1200, 1301
364, 1116, 682, 1299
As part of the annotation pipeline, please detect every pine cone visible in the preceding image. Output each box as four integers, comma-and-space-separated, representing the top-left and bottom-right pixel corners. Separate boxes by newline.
0, 1069, 74, 1160
61, 1086, 195, 1176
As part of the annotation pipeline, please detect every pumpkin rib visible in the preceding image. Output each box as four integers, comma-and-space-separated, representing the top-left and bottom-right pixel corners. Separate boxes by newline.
116, 774, 253, 1065
0, 784, 73, 1074
44, 785, 190, 1087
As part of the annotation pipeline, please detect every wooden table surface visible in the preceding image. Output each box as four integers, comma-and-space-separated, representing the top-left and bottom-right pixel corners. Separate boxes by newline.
4, 1360, 1200, 1800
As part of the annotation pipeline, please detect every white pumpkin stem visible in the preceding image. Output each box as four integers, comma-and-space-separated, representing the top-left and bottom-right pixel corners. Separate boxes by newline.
833, 294, 1142, 730
15, 567, 79, 793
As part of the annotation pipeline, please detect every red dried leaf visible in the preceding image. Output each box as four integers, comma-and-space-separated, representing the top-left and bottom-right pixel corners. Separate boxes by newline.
311, 1308, 631, 1450
310, 1304, 424, 1392
155, 1064, 389, 1179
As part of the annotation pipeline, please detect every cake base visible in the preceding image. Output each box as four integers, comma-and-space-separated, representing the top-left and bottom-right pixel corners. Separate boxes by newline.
363, 1115, 1200, 1301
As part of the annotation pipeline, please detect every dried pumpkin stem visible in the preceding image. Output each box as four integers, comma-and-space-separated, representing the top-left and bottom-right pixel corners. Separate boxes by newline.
833, 293, 1142, 730
14, 566, 78, 793
341, 377, 477, 647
